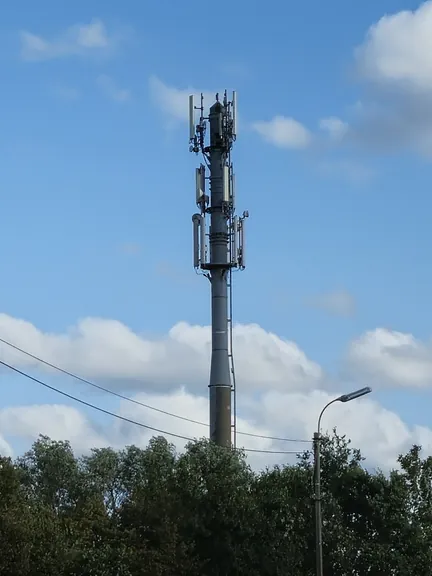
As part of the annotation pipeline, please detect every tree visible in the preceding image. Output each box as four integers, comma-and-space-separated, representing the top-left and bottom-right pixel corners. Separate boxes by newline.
0, 456, 34, 575
119, 437, 198, 576
250, 463, 314, 575
2, 431, 432, 575
172, 439, 256, 576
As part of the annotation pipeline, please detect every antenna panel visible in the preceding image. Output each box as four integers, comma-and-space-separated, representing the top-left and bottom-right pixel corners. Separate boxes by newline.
223, 164, 230, 203
192, 214, 200, 268
231, 171, 236, 209
196, 164, 205, 203
232, 91, 237, 137
189, 95, 195, 140
239, 218, 246, 269
200, 215, 206, 266
232, 216, 238, 265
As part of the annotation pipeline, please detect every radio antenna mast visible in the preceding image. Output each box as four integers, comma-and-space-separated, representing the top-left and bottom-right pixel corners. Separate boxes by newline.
189, 91, 248, 448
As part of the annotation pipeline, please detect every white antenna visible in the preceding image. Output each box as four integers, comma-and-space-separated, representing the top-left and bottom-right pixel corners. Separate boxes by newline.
189, 95, 195, 140
231, 170, 236, 209
192, 214, 200, 268
232, 91, 237, 137
238, 211, 248, 269
232, 216, 238, 265
223, 164, 230, 202
200, 214, 206, 265
196, 164, 205, 204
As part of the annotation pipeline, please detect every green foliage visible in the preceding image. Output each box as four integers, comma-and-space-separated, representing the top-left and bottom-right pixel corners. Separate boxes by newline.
1, 431, 432, 575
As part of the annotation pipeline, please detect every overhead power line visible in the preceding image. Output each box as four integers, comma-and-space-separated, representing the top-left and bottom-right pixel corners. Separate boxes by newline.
0, 360, 191, 441
0, 336, 310, 444
0, 359, 303, 456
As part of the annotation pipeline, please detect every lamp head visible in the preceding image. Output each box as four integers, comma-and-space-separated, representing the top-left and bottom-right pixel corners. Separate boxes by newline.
339, 386, 372, 403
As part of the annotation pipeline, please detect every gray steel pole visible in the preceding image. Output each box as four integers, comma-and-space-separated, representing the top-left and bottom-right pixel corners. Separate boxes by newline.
208, 100, 231, 447
313, 387, 372, 575
314, 400, 336, 576
313, 431, 323, 576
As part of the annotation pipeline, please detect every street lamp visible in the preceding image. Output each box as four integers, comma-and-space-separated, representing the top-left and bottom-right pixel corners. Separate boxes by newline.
313, 387, 372, 576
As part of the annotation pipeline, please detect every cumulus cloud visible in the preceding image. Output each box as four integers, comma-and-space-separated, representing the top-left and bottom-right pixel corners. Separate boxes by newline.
20, 19, 115, 61
149, 78, 336, 152
0, 385, 429, 472
0, 313, 432, 470
349, 1, 432, 156
306, 289, 356, 318
0, 405, 106, 455
0, 434, 13, 458
0, 314, 322, 394
148, 76, 217, 125
355, 1, 432, 92
96, 75, 131, 102
249, 2, 432, 157
255, 389, 429, 471
118, 387, 432, 471
54, 86, 81, 101
346, 328, 432, 388
319, 117, 349, 141
317, 159, 374, 184
252, 116, 312, 149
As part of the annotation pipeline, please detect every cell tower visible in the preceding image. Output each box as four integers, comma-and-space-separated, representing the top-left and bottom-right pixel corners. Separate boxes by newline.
189, 91, 248, 448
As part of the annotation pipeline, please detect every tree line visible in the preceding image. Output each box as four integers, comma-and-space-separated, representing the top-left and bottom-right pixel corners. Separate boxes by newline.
1, 432, 431, 575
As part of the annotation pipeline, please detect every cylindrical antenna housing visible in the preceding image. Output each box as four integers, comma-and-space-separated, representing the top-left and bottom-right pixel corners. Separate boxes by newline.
231, 171, 236, 209
239, 217, 246, 269
223, 164, 230, 203
232, 91, 237, 137
192, 214, 201, 268
189, 95, 195, 140
232, 216, 238, 265
200, 214, 206, 266
196, 164, 205, 204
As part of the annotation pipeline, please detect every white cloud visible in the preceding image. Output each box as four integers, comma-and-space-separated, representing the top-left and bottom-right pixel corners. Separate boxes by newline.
2, 312, 432, 470
319, 117, 349, 141
255, 389, 427, 471
347, 328, 432, 388
148, 76, 216, 124
318, 159, 374, 184
0, 385, 429, 472
306, 289, 356, 318
0, 313, 322, 394
20, 19, 114, 61
349, 2, 432, 157
251, 115, 347, 151
241, 3, 432, 158
0, 434, 13, 458
54, 86, 81, 101
96, 75, 131, 102
0, 404, 106, 455
356, 1, 432, 92
252, 116, 311, 149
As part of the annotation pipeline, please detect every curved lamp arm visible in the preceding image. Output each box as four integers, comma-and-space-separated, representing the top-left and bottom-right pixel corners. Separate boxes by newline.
316, 386, 372, 437
317, 399, 339, 437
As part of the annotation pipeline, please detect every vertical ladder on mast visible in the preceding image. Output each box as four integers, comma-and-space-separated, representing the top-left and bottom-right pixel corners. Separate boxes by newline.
228, 231, 237, 448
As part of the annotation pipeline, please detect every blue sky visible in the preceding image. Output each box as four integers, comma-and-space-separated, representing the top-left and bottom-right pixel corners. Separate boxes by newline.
0, 0, 432, 467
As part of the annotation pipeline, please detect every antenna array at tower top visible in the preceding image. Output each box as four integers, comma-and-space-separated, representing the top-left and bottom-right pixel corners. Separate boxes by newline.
188, 91, 237, 157
189, 91, 247, 273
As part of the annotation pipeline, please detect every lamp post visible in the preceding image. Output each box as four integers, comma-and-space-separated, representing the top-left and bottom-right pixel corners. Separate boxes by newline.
313, 387, 372, 576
